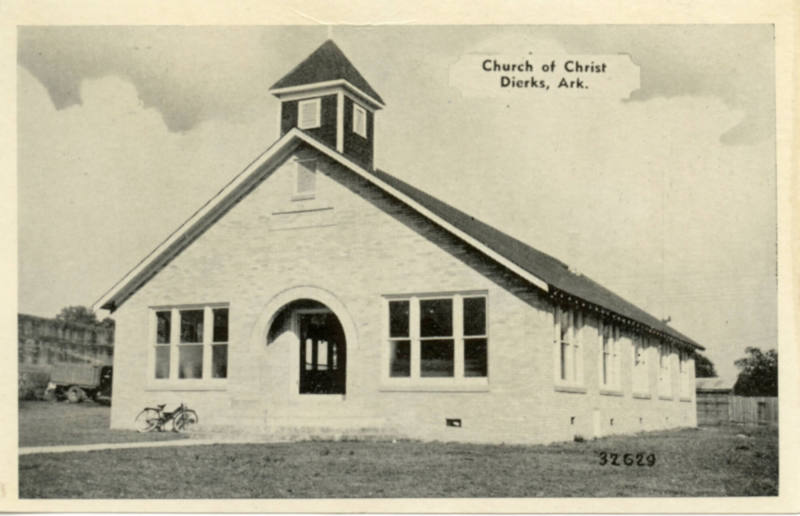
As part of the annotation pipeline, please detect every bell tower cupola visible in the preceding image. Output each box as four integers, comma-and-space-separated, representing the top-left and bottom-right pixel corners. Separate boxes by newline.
269, 40, 384, 170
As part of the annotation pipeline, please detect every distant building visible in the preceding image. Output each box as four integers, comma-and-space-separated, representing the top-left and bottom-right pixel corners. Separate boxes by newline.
695, 377, 734, 425
18, 313, 114, 370
96, 40, 702, 444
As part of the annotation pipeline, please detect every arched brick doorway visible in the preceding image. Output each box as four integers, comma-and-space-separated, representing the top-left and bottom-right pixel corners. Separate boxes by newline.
267, 299, 346, 394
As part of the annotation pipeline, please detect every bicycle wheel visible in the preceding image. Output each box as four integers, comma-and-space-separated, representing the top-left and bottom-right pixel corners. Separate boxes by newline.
134, 408, 160, 433
173, 409, 198, 432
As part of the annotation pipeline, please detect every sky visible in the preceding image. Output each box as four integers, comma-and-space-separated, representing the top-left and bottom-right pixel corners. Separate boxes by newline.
17, 25, 776, 382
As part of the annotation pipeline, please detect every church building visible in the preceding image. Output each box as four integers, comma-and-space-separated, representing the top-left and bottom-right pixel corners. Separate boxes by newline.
96, 40, 701, 443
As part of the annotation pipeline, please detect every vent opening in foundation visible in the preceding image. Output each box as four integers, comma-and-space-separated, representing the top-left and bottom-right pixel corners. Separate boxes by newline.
446, 418, 462, 427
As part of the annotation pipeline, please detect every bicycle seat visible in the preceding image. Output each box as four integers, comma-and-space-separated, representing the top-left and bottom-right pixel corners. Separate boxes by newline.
156, 404, 166, 410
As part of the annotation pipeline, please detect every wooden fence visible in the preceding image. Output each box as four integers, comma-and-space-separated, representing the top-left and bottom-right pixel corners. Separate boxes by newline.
728, 396, 778, 425
697, 395, 778, 426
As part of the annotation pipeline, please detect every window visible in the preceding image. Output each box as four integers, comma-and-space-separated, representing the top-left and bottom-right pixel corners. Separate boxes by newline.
678, 349, 692, 399
658, 342, 672, 398
463, 296, 488, 377
386, 294, 487, 381
152, 305, 228, 381
298, 98, 321, 129
352, 103, 367, 138
212, 308, 229, 378
553, 306, 583, 386
388, 300, 410, 377
632, 335, 650, 395
294, 159, 316, 199
599, 320, 621, 390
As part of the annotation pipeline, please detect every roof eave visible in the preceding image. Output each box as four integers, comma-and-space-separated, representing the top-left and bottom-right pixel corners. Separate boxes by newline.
269, 79, 385, 110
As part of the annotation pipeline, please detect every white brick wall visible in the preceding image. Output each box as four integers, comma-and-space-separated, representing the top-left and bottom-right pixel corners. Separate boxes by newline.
110, 149, 696, 443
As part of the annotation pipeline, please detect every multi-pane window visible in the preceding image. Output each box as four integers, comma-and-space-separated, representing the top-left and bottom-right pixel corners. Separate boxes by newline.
212, 308, 229, 378
658, 342, 672, 397
297, 98, 321, 129
153, 305, 229, 381
179, 309, 204, 379
387, 294, 487, 380
599, 321, 621, 390
155, 311, 171, 379
463, 297, 488, 377
553, 306, 583, 385
632, 335, 650, 395
352, 104, 367, 138
420, 298, 454, 377
388, 300, 411, 377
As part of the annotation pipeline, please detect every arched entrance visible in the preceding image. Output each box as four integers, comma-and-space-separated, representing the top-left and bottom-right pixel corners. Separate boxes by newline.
266, 298, 347, 395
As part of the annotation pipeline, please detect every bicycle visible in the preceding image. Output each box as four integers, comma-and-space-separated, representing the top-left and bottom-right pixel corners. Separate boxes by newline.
134, 402, 198, 433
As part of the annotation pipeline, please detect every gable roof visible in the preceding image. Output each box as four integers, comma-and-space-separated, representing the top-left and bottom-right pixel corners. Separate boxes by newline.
371, 168, 702, 349
270, 40, 384, 106
93, 129, 701, 351
695, 377, 733, 392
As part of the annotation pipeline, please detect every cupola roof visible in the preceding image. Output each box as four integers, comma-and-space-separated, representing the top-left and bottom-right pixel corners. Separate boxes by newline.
270, 39, 384, 107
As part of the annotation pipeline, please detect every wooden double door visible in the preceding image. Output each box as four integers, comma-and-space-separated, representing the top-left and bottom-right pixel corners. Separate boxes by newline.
297, 311, 346, 394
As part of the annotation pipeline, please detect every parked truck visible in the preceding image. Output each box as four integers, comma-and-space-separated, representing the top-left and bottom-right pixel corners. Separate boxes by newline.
45, 363, 112, 404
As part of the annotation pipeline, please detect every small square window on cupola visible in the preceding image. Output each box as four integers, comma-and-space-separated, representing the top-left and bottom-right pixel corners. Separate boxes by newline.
297, 98, 321, 129
352, 104, 367, 138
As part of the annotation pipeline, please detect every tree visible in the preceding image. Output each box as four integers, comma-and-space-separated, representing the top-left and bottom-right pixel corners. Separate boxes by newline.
694, 353, 717, 378
733, 347, 777, 397
55, 305, 99, 326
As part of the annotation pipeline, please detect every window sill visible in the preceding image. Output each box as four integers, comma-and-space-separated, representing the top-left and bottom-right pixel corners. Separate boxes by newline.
632, 392, 652, 400
297, 394, 346, 401
146, 380, 228, 392
379, 378, 489, 393
554, 384, 587, 394
599, 388, 624, 397
680, 397, 693, 402
290, 193, 316, 202
273, 205, 332, 215
658, 395, 674, 401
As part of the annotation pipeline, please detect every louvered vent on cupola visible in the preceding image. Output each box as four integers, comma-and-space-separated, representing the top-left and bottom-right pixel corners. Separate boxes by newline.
269, 40, 384, 170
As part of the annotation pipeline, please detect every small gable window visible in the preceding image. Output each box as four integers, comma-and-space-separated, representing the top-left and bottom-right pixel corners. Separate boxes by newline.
352, 103, 367, 138
298, 98, 321, 129
293, 159, 316, 199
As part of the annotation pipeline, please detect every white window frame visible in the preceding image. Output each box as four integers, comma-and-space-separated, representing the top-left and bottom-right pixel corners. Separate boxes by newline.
381, 292, 489, 392
148, 303, 229, 390
599, 320, 621, 392
658, 341, 673, 399
678, 349, 693, 400
553, 305, 584, 389
297, 98, 321, 129
632, 334, 650, 396
352, 103, 367, 138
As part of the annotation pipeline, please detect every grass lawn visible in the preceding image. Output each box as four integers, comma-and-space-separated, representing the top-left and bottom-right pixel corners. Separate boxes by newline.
18, 401, 188, 447
19, 424, 777, 498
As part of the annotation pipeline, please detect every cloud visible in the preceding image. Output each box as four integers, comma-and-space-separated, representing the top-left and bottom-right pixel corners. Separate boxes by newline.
16, 64, 278, 315
18, 26, 325, 132
19, 26, 774, 144
537, 25, 775, 145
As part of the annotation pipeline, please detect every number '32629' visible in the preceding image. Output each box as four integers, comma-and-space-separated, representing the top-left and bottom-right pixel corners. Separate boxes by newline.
598, 452, 656, 466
